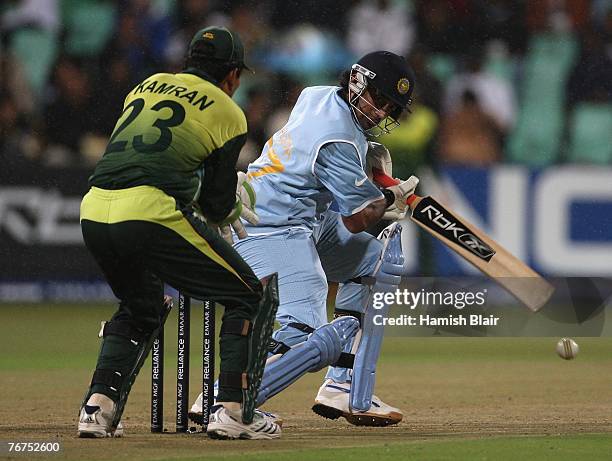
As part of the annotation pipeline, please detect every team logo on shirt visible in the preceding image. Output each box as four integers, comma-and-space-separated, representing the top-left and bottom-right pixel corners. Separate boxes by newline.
397, 78, 410, 95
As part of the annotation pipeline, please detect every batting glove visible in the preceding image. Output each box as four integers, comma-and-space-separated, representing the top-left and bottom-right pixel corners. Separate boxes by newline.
382, 203, 407, 221
385, 175, 419, 214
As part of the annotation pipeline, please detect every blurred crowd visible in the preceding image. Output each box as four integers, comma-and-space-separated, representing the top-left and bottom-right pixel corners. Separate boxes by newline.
1, 0, 611, 177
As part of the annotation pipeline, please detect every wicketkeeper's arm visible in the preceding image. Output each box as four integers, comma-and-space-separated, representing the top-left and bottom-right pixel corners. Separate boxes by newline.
198, 133, 246, 223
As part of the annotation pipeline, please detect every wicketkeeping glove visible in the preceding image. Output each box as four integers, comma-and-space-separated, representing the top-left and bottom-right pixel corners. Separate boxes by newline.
219, 172, 258, 244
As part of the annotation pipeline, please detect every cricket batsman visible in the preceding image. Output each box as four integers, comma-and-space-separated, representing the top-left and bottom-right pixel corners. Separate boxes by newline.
190, 51, 419, 426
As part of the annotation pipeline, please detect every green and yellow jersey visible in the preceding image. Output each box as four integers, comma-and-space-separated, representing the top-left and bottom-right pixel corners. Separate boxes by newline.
89, 70, 246, 222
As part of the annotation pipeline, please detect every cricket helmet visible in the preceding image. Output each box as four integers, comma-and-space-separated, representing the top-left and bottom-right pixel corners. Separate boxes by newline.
348, 51, 415, 136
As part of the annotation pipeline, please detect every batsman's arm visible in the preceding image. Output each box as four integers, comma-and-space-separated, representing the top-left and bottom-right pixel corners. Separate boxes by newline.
341, 197, 387, 233
314, 142, 389, 233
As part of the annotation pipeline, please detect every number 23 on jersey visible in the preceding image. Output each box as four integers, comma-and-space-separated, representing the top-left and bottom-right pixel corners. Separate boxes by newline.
105, 97, 185, 155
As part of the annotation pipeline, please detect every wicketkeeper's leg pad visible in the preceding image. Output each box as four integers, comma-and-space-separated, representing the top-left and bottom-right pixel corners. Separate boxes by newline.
255, 316, 360, 406
217, 273, 280, 424
242, 273, 279, 423
80, 296, 173, 431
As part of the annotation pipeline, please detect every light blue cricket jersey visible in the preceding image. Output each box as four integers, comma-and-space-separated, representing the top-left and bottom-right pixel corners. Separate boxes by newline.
246, 86, 383, 233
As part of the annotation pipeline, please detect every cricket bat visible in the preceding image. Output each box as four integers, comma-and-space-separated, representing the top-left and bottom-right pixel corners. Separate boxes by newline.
373, 168, 554, 312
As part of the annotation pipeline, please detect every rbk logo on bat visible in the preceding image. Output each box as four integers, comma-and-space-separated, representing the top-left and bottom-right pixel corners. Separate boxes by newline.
458, 233, 496, 259
413, 197, 496, 261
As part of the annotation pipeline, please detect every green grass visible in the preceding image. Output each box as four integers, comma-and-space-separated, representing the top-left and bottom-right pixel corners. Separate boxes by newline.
1, 304, 611, 461
0, 304, 116, 370
1, 304, 610, 370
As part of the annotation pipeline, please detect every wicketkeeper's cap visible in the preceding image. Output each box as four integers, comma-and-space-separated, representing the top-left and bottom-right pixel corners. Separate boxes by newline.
188, 26, 251, 71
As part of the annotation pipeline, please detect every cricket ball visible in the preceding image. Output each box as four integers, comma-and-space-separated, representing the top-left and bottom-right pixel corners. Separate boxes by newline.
556, 338, 579, 360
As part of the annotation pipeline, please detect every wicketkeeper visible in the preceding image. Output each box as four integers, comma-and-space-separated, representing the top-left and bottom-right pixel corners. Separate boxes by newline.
77, 26, 281, 440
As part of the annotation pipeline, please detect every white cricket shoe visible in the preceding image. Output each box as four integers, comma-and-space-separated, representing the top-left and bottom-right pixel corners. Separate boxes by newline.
206, 405, 282, 440
189, 391, 283, 427
77, 405, 124, 438
312, 379, 403, 427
